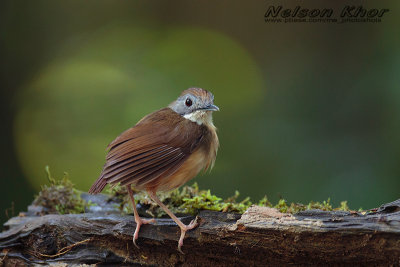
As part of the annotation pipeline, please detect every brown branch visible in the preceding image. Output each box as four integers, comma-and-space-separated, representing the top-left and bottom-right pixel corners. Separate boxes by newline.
1, 194, 400, 266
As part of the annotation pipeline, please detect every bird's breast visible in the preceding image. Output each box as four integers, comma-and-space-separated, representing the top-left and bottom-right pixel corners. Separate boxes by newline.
152, 122, 219, 192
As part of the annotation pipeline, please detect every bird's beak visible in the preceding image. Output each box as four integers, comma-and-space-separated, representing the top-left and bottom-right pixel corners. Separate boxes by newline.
203, 104, 219, 111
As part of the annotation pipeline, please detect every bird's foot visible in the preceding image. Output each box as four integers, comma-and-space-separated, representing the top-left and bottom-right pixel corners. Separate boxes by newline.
133, 217, 156, 248
177, 216, 199, 254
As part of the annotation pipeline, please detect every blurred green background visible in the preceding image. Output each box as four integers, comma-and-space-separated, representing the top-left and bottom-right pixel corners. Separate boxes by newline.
1, 1, 399, 224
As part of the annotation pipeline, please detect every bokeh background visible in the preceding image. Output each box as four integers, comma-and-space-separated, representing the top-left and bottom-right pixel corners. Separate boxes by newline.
1, 1, 399, 224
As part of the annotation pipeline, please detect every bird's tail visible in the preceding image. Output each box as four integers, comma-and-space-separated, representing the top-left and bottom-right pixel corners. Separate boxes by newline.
88, 176, 107, 194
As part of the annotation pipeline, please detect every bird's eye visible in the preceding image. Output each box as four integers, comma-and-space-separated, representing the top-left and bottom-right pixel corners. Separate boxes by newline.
185, 98, 192, 107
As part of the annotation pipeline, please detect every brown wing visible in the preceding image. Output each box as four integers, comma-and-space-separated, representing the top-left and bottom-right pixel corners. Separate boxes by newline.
89, 108, 206, 194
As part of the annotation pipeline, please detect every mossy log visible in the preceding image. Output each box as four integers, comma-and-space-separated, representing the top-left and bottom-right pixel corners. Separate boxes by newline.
1, 194, 400, 266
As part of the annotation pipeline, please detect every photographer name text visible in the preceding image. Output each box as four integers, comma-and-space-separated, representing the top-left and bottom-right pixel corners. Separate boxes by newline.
265, 6, 389, 23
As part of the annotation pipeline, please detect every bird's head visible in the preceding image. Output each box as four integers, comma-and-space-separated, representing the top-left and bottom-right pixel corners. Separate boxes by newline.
169, 88, 219, 125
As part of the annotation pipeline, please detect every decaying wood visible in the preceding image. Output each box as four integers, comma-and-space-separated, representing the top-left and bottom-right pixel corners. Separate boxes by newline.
1, 193, 400, 266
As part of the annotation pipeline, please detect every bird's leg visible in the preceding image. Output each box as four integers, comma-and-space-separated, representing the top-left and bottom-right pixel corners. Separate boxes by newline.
147, 190, 199, 254
126, 185, 155, 248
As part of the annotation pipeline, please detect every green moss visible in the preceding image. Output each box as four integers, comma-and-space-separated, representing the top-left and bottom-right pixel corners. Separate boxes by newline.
33, 166, 90, 214
181, 188, 252, 214
257, 195, 273, 207
104, 183, 353, 217
257, 198, 351, 214
33, 167, 354, 216
105, 183, 254, 217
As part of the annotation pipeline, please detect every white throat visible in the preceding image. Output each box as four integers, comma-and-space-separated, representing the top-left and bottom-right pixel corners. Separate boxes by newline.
183, 110, 214, 126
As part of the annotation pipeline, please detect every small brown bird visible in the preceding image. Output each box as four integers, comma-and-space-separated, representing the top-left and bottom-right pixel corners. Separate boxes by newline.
89, 88, 219, 253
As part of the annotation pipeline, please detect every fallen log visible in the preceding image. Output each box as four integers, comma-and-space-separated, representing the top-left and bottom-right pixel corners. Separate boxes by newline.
1, 193, 400, 266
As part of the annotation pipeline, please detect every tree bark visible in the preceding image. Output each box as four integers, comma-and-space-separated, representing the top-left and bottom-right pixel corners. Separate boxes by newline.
1, 194, 400, 266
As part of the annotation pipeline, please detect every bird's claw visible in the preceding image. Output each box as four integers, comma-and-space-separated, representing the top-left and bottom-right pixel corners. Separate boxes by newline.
177, 216, 199, 254
133, 237, 140, 249
188, 216, 199, 229
133, 217, 156, 248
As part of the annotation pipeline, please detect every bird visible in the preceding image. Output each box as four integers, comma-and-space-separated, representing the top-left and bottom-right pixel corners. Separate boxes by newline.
89, 88, 219, 253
